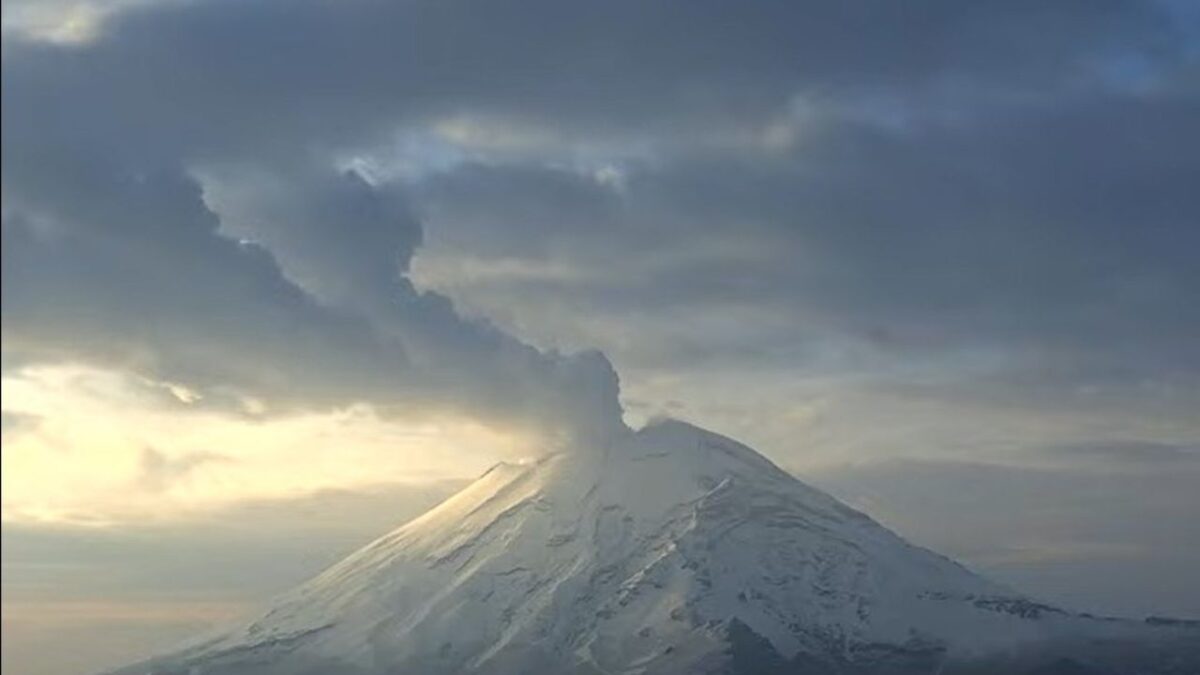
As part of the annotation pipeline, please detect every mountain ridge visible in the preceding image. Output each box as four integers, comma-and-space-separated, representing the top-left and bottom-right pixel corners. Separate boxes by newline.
108, 419, 1200, 674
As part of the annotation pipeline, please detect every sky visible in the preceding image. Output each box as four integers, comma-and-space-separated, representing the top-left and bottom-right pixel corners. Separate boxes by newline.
2, 1, 1199, 673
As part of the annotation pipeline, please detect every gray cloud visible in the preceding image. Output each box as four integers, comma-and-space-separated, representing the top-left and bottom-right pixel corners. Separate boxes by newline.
4, 0, 1194, 439
1044, 440, 1200, 465
0, 410, 41, 439
200, 164, 424, 314
2, 0, 1187, 205
137, 447, 230, 492
1, 28, 627, 439
807, 457, 1200, 618
4, 0, 1187, 152
410, 79, 1200, 414
0, 171, 413, 414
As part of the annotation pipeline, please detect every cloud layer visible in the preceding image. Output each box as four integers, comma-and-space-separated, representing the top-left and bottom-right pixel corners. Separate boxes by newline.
5, 0, 1197, 441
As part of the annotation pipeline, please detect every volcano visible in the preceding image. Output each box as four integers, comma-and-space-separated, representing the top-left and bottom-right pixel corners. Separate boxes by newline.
110, 420, 1198, 674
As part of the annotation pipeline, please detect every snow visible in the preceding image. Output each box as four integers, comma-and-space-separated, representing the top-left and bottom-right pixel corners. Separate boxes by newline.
110, 419, 1199, 674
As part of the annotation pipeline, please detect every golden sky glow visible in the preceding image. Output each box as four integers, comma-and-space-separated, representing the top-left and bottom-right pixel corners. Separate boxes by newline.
1, 364, 536, 526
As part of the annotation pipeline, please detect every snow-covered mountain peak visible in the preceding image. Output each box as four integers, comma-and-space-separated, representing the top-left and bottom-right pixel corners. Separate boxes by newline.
109, 419, 1200, 675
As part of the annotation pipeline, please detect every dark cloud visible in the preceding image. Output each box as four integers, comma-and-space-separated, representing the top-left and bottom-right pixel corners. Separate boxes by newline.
4, 0, 1194, 437
2, 0, 1187, 205
412, 79, 1200, 403
0, 171, 414, 414
3, 0, 1186, 154
1, 45, 625, 440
